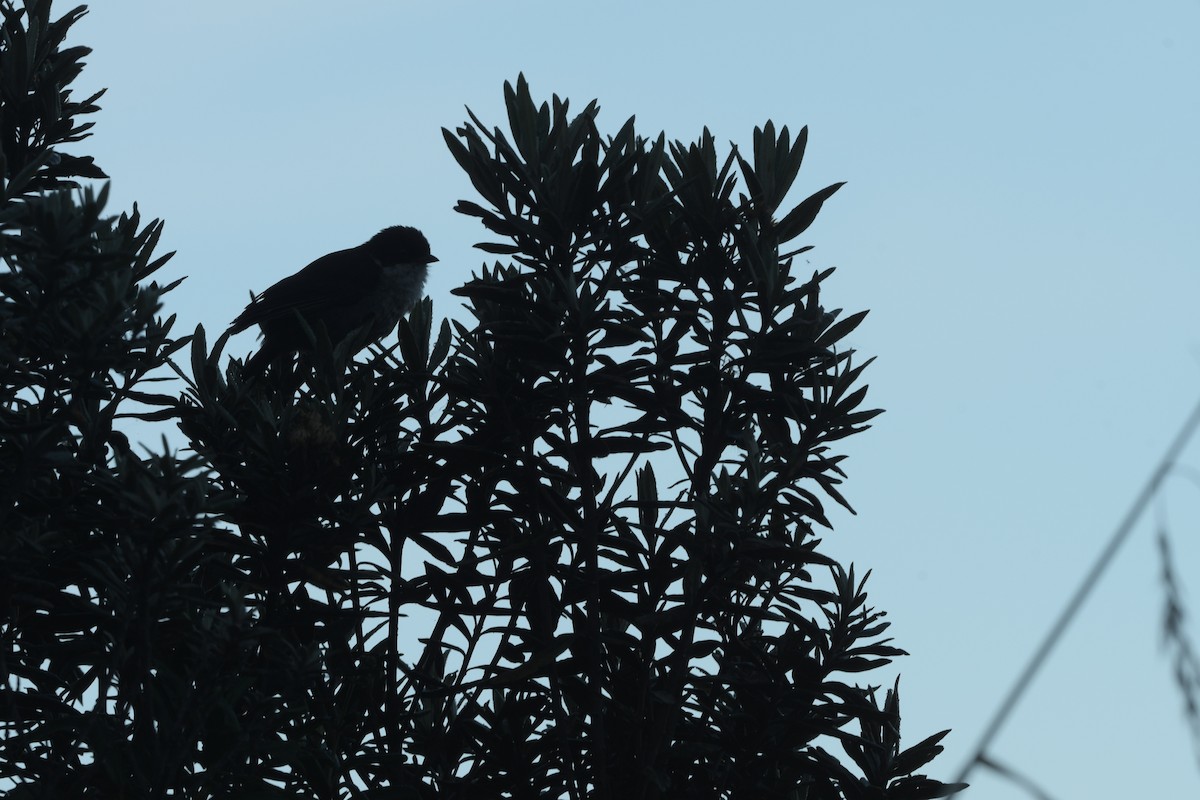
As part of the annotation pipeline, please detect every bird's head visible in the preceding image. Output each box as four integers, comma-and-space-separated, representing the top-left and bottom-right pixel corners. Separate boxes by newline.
367, 226, 438, 269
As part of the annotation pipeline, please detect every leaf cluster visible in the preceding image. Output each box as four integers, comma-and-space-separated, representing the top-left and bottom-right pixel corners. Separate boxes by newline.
1, 4, 965, 797
375, 74, 961, 799
0, 5, 230, 797
0, 0, 105, 196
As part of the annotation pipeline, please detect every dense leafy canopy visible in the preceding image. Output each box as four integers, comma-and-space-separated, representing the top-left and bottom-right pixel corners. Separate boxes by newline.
0, 3, 964, 798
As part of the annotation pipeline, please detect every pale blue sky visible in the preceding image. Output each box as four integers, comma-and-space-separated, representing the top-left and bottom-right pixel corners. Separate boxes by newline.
70, 2, 1200, 796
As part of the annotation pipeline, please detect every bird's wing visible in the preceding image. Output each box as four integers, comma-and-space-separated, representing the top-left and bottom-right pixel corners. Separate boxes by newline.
228, 246, 377, 333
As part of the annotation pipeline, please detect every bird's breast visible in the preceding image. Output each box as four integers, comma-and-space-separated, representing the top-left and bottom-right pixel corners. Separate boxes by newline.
360, 263, 428, 336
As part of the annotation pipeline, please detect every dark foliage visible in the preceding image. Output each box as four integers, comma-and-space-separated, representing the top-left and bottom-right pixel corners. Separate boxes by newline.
0, 3, 965, 797
0, 1, 104, 193
1159, 527, 1200, 769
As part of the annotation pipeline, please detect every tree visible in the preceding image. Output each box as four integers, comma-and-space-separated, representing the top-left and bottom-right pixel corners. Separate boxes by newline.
0, 2, 966, 797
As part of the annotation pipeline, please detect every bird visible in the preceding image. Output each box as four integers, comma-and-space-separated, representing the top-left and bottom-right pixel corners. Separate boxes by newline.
229, 226, 438, 377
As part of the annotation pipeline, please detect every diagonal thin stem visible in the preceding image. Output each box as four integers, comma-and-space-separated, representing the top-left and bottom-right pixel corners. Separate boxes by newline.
951, 393, 1200, 790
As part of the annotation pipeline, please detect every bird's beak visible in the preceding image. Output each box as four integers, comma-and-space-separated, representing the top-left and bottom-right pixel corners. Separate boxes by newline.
426, 256, 439, 264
